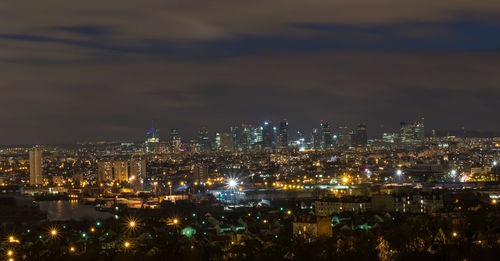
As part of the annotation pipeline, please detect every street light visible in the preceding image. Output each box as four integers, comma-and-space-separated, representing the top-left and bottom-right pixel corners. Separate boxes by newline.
229, 179, 237, 189
396, 169, 403, 183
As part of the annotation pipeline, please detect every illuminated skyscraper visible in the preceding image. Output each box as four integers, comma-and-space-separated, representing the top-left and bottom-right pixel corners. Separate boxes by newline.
113, 161, 129, 182
170, 128, 181, 151
320, 120, 332, 149
130, 158, 147, 180
29, 147, 43, 185
97, 161, 113, 183
215, 132, 234, 151
297, 130, 306, 151
262, 121, 274, 149
240, 124, 253, 150
278, 120, 288, 148
198, 128, 210, 151
338, 126, 350, 147
145, 121, 160, 152
311, 128, 320, 149
355, 123, 368, 146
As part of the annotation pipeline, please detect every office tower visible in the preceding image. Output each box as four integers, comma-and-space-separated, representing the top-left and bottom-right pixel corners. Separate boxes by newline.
130, 158, 147, 180
215, 132, 234, 151
400, 122, 413, 143
297, 130, 306, 151
338, 126, 350, 147
278, 120, 288, 149
240, 124, 253, 150
349, 131, 357, 146
400, 116, 425, 143
97, 161, 113, 183
355, 123, 368, 146
193, 164, 209, 182
230, 126, 239, 150
311, 128, 320, 149
262, 121, 274, 149
29, 147, 43, 185
251, 126, 263, 147
413, 117, 425, 143
320, 120, 332, 149
145, 121, 160, 152
170, 128, 181, 151
113, 161, 129, 182
198, 128, 210, 151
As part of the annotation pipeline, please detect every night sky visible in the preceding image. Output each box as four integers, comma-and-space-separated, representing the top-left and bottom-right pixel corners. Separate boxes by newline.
1, 0, 500, 144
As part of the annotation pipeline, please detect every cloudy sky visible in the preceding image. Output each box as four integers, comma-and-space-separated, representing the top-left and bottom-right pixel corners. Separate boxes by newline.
1, 0, 500, 144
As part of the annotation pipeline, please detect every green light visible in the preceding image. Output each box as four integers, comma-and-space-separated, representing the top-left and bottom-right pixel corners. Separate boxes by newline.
274, 235, 278, 238
63, 225, 66, 229
96, 222, 101, 226
280, 207, 284, 211
201, 221, 206, 224
192, 213, 196, 217
27, 229, 31, 233
221, 216, 224, 219
39, 235, 42, 239
82, 233, 86, 237
256, 216, 260, 220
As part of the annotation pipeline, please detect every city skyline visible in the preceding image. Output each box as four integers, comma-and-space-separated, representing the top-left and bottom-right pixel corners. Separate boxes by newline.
1, 1, 500, 144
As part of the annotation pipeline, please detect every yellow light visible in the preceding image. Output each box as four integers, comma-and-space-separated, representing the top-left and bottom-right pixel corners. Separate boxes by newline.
452, 232, 458, 237
342, 177, 349, 183
9, 258, 13, 261
7, 250, 13, 256
129, 221, 136, 228
50, 229, 57, 236
90, 227, 95, 232
492, 199, 497, 204
124, 241, 130, 248
173, 218, 179, 224
287, 210, 292, 215
70, 246, 75, 252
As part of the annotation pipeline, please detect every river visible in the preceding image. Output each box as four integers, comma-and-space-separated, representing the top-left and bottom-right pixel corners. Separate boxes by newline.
37, 200, 113, 221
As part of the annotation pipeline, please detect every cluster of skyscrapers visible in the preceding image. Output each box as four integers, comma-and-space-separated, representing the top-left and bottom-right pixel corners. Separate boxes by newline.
141, 119, 377, 153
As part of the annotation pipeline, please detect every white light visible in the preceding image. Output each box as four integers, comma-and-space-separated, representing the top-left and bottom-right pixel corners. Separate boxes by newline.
229, 179, 237, 188
493, 161, 498, 166
396, 169, 403, 176
451, 170, 457, 176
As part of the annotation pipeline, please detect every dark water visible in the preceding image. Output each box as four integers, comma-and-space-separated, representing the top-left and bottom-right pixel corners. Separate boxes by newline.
37, 200, 113, 221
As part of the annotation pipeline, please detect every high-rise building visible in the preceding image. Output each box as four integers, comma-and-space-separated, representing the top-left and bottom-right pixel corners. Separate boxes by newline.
320, 120, 332, 149
193, 164, 209, 182
97, 161, 113, 183
338, 126, 350, 147
251, 126, 263, 148
215, 132, 234, 151
130, 158, 147, 180
355, 123, 368, 146
230, 126, 239, 150
113, 161, 129, 182
29, 147, 43, 186
170, 129, 181, 151
297, 130, 306, 151
400, 116, 425, 143
278, 120, 288, 149
262, 121, 274, 149
240, 124, 253, 150
145, 121, 160, 152
413, 117, 425, 143
311, 128, 320, 149
198, 128, 210, 151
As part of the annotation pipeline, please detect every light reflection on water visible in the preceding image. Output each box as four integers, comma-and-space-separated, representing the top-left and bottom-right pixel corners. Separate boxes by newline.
38, 200, 113, 221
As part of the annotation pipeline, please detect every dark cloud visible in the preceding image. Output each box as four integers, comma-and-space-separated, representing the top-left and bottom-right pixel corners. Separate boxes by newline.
1, 1, 500, 144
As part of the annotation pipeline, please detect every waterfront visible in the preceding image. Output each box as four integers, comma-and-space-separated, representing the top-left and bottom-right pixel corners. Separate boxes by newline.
37, 200, 113, 221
